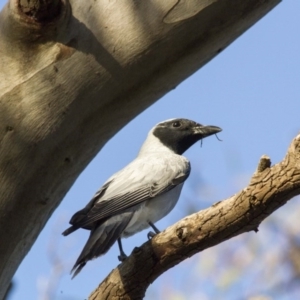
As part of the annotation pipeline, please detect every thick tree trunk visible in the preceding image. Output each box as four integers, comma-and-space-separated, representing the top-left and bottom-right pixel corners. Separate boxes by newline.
0, 0, 280, 298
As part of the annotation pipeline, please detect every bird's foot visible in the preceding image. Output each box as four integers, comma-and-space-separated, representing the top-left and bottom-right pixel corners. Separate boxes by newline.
117, 238, 127, 262
118, 253, 127, 262
147, 231, 157, 240
147, 221, 160, 240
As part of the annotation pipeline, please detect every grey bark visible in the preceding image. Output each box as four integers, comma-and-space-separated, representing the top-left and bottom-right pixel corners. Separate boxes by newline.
0, 0, 280, 298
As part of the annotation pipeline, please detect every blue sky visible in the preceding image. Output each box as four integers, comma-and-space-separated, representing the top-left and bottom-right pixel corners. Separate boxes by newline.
1, 1, 300, 299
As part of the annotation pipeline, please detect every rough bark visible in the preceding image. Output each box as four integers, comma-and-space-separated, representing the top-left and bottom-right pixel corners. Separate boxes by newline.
90, 133, 300, 300
0, 0, 281, 298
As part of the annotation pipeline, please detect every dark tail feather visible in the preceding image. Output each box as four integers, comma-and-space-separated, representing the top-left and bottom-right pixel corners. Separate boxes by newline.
71, 262, 86, 279
70, 211, 134, 278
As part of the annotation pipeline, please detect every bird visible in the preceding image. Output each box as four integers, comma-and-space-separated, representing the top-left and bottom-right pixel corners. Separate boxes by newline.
62, 118, 221, 277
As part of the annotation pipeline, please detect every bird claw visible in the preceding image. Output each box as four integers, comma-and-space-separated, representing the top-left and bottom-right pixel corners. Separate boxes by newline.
118, 253, 127, 262
147, 231, 156, 240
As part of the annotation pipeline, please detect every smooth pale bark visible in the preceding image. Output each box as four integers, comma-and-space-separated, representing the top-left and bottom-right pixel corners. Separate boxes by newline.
90, 133, 300, 300
0, 0, 280, 298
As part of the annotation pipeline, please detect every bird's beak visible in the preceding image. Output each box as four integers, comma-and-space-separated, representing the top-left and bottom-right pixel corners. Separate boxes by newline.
193, 125, 222, 138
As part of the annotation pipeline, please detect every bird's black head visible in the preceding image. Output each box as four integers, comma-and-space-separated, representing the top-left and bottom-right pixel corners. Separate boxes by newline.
153, 118, 222, 154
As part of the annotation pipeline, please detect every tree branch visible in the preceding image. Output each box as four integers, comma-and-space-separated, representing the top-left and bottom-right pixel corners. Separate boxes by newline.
90, 133, 300, 300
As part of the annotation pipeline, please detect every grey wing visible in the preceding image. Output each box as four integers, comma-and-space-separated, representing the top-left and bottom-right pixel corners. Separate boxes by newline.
67, 165, 190, 230
62, 181, 112, 235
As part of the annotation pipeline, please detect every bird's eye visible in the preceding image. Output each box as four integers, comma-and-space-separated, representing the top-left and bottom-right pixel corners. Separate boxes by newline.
172, 121, 181, 128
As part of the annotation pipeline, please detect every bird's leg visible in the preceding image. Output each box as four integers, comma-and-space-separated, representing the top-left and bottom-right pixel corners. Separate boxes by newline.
147, 221, 160, 240
149, 221, 160, 233
117, 238, 127, 262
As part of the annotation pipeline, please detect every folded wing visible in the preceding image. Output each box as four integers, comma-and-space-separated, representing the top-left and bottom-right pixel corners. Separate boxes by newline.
62, 156, 190, 235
